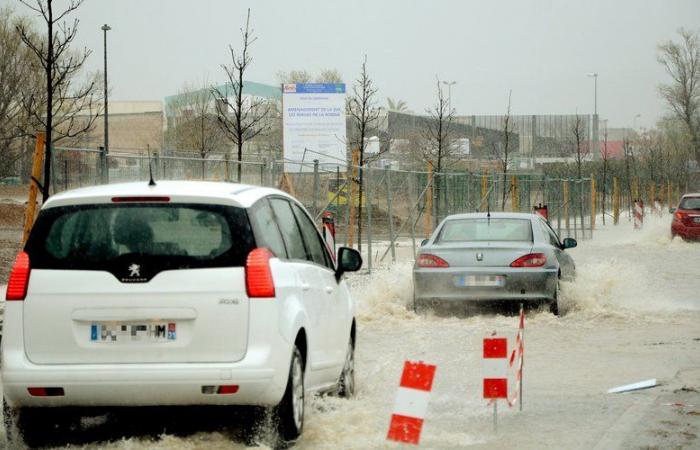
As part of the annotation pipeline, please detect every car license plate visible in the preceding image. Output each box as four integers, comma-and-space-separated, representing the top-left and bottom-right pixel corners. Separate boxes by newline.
455, 275, 505, 287
90, 322, 176, 343
693, 217, 700, 223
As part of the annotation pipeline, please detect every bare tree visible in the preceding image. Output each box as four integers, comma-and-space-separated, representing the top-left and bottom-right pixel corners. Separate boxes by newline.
657, 28, 700, 166
167, 81, 226, 178
571, 113, 589, 180
315, 69, 343, 83
421, 78, 455, 223
16, 0, 101, 202
0, 7, 42, 179
213, 8, 269, 182
571, 113, 589, 233
386, 98, 408, 112
347, 55, 380, 251
497, 90, 515, 210
276, 69, 312, 84
277, 68, 343, 84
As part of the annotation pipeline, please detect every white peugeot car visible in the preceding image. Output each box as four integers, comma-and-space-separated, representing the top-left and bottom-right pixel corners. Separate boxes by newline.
1, 181, 361, 446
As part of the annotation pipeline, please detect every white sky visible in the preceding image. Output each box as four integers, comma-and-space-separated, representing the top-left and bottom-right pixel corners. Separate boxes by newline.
4, 0, 700, 128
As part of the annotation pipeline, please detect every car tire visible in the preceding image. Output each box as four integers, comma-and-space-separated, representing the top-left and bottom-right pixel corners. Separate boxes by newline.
337, 339, 355, 398
3, 399, 56, 448
274, 346, 304, 443
549, 281, 560, 316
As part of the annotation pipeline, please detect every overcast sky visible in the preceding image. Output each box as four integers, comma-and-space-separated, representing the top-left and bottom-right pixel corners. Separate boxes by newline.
5, 0, 700, 128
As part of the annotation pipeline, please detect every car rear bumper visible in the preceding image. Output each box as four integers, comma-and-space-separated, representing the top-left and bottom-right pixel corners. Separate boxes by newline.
1, 304, 292, 408
2, 362, 287, 408
413, 266, 557, 303
672, 222, 700, 240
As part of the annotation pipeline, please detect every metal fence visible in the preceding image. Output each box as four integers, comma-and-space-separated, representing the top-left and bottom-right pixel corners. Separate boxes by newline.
48, 146, 595, 270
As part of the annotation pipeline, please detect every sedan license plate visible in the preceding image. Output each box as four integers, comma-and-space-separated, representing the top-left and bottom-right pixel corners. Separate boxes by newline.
90, 322, 176, 343
455, 275, 505, 287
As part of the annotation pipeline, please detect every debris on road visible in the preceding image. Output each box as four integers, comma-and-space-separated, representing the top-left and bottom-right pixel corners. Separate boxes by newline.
607, 378, 659, 394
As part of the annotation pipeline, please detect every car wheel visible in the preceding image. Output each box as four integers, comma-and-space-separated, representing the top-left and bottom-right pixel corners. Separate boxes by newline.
337, 339, 355, 398
3, 399, 57, 448
274, 346, 304, 443
549, 281, 560, 316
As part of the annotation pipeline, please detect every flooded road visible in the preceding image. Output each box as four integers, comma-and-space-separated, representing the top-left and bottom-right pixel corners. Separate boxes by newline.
2, 215, 699, 449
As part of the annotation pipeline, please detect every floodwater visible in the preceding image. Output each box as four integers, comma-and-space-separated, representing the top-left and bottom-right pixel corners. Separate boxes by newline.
2, 214, 699, 449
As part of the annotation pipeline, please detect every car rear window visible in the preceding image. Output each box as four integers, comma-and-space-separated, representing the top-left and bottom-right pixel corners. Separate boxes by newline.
26, 203, 255, 272
437, 218, 533, 243
679, 197, 700, 210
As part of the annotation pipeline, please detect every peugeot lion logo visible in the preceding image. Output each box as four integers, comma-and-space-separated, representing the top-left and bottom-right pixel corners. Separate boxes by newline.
128, 263, 141, 277
476, 252, 484, 261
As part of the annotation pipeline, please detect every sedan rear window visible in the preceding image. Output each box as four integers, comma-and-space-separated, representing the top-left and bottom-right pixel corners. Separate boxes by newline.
26, 203, 255, 273
679, 197, 700, 210
437, 218, 533, 243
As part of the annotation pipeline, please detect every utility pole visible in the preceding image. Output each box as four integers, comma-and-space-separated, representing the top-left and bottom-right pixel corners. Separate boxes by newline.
587, 72, 598, 159
102, 24, 111, 183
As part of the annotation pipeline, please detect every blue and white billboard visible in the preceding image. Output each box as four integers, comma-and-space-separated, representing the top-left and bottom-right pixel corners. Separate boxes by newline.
282, 83, 347, 172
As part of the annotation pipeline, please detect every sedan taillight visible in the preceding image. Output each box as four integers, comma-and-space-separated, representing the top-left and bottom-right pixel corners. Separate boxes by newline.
416, 254, 450, 268
510, 253, 547, 268
6, 251, 30, 301
246, 248, 276, 298
674, 211, 685, 221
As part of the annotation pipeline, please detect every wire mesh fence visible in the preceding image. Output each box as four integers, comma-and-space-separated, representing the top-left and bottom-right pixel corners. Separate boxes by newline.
48, 146, 598, 269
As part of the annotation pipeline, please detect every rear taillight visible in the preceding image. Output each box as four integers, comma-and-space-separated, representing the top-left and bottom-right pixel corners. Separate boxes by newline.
510, 253, 547, 268
6, 251, 30, 301
416, 253, 450, 268
246, 248, 276, 298
674, 211, 687, 221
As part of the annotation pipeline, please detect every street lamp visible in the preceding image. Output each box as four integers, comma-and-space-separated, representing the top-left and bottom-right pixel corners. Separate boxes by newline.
587, 72, 598, 157
101, 24, 111, 183
442, 80, 457, 111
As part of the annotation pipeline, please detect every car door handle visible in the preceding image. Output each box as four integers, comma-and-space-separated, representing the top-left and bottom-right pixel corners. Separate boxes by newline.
301, 283, 311, 291
324, 286, 334, 294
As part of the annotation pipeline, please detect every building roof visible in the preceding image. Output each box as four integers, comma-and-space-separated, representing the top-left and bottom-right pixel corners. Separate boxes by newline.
164, 81, 281, 116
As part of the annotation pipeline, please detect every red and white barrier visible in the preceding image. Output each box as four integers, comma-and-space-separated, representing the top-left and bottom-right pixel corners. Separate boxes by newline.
322, 211, 336, 261
533, 203, 548, 221
634, 200, 644, 229
508, 307, 525, 409
387, 360, 437, 445
483, 337, 508, 400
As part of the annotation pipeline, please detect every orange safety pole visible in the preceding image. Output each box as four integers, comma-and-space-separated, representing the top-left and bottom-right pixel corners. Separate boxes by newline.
23, 132, 45, 245
347, 149, 360, 247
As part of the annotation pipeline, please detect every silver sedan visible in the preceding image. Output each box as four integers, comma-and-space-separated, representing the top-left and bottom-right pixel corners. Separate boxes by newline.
413, 212, 576, 315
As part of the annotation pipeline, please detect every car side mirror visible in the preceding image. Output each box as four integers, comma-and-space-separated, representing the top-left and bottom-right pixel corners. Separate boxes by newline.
562, 238, 577, 249
420, 239, 429, 247
669, 207, 676, 213
336, 247, 362, 281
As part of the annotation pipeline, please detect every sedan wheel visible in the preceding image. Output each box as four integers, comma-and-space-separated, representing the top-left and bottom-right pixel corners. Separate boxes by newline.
549, 281, 561, 316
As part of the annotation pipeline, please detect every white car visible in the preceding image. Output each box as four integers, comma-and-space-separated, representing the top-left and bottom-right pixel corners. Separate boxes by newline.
1, 181, 362, 446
